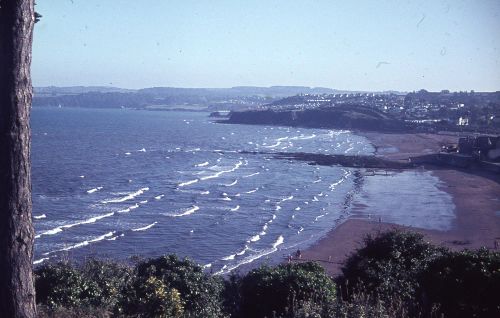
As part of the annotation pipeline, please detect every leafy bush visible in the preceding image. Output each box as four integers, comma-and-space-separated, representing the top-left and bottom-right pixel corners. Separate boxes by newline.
35, 262, 98, 308
420, 248, 500, 317
128, 254, 225, 317
35, 259, 131, 313
237, 262, 336, 318
339, 230, 443, 304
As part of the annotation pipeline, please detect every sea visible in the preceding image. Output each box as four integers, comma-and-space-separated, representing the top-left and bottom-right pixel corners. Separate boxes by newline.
31, 107, 455, 274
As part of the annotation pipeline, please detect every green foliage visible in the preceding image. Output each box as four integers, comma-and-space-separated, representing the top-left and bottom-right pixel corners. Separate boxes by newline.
237, 262, 336, 318
35, 259, 131, 311
35, 262, 98, 308
420, 248, 500, 317
340, 230, 443, 303
121, 275, 184, 318
33, 233, 499, 317
131, 254, 225, 317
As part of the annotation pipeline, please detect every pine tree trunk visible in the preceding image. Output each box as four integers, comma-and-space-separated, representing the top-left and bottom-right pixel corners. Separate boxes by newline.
0, 1, 37, 317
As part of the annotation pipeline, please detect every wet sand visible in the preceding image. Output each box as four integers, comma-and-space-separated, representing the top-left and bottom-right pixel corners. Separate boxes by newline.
298, 132, 500, 276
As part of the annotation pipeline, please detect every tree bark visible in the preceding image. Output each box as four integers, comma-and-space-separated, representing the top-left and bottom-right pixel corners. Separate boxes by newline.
0, 1, 37, 317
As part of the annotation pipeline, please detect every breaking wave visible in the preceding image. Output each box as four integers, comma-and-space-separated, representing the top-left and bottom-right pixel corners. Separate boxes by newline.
102, 187, 149, 203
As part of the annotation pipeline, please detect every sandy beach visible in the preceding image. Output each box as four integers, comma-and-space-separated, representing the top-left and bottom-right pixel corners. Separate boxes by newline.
299, 132, 500, 276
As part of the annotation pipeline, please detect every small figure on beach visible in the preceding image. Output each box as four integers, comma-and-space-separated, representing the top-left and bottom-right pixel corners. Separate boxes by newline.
295, 249, 302, 259
287, 254, 292, 263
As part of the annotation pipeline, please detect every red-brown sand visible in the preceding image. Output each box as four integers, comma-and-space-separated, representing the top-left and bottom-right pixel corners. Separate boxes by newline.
297, 132, 500, 276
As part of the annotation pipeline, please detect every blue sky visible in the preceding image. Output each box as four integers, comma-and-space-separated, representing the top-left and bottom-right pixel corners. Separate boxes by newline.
32, 0, 500, 91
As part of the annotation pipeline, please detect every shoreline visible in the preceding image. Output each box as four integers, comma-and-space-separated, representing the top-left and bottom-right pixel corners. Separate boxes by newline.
299, 132, 500, 276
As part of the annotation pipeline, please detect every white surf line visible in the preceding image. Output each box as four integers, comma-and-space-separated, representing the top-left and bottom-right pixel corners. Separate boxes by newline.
101, 187, 149, 204
242, 172, 260, 178
291, 134, 317, 140
169, 205, 200, 217
34, 214, 47, 219
43, 231, 115, 256
244, 188, 259, 194
35, 211, 115, 239
178, 179, 199, 187
224, 179, 238, 187
264, 141, 281, 148
138, 148, 146, 152
279, 195, 294, 203
34, 257, 51, 265
155, 194, 165, 200
87, 186, 103, 194
215, 235, 285, 275
195, 161, 209, 167
201, 190, 210, 195
200, 160, 243, 181
221, 254, 236, 261
117, 203, 140, 213
230, 205, 240, 212
132, 221, 158, 232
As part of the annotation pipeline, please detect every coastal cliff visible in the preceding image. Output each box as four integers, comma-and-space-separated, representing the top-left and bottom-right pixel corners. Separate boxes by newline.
225, 105, 415, 132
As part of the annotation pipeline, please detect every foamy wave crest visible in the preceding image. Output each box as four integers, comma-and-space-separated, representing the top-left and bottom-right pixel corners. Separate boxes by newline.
102, 187, 149, 203
195, 161, 209, 167
201, 190, 210, 195
225, 179, 238, 187
236, 245, 249, 256
34, 214, 47, 219
275, 205, 282, 211
297, 227, 304, 234
44, 231, 115, 255
87, 186, 103, 194
138, 148, 146, 152
248, 234, 260, 242
230, 205, 240, 212
313, 178, 322, 184
295, 207, 301, 211
140, 200, 148, 204
34, 257, 50, 265
118, 203, 139, 213
245, 188, 258, 194
272, 235, 284, 248
312, 196, 319, 202
315, 214, 325, 221
280, 195, 294, 203
243, 172, 260, 178
265, 141, 281, 148
215, 236, 285, 275
178, 179, 199, 187
200, 161, 243, 180
221, 254, 236, 261
155, 194, 165, 200
169, 205, 200, 217
291, 134, 316, 140
35, 212, 115, 239
132, 222, 158, 232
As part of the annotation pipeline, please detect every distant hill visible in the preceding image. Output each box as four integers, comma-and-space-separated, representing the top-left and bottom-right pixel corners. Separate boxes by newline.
32, 86, 346, 110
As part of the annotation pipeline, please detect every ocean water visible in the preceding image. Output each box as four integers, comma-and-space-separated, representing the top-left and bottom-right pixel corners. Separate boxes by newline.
31, 107, 453, 274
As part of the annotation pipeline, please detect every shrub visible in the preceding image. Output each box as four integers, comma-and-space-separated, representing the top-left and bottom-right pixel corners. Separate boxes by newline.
420, 248, 500, 317
237, 262, 336, 318
129, 254, 225, 317
35, 262, 98, 308
339, 230, 444, 304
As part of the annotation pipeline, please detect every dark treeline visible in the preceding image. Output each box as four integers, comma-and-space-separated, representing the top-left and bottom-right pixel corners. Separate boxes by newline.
35, 230, 499, 318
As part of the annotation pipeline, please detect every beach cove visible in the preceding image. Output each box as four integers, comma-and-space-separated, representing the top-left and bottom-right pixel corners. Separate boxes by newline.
299, 132, 500, 275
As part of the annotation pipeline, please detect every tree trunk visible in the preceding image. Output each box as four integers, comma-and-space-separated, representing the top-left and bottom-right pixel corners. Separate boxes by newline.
0, 1, 37, 317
